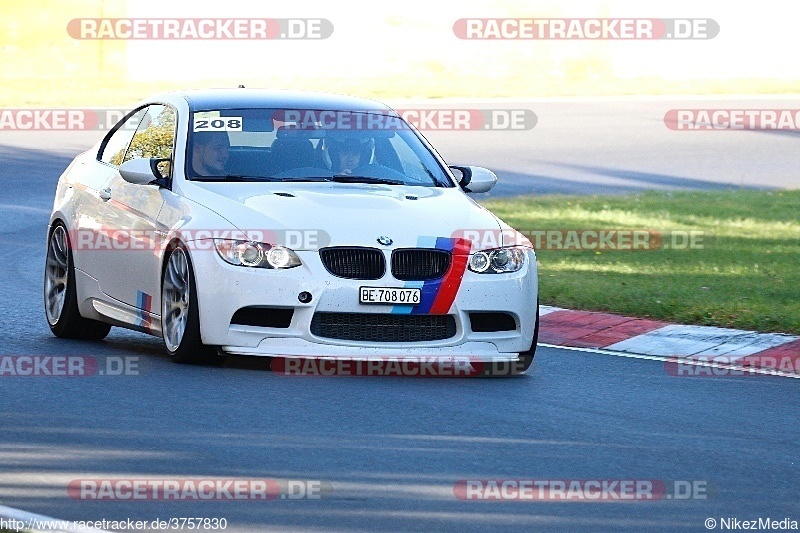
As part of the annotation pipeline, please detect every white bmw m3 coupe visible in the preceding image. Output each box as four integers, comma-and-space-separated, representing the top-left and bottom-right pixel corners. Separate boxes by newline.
44, 89, 538, 373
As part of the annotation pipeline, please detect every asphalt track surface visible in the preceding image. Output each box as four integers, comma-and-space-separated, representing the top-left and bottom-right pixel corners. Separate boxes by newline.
419, 97, 800, 196
0, 98, 798, 531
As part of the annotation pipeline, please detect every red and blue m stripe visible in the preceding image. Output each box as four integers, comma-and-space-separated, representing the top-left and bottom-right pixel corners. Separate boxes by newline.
393, 236, 471, 315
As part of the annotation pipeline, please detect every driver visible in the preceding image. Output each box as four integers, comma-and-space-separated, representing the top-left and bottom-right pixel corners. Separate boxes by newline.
325, 134, 374, 175
192, 132, 230, 176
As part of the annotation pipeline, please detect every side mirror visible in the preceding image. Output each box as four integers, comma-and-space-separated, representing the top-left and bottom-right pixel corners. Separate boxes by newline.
119, 157, 169, 185
449, 165, 497, 193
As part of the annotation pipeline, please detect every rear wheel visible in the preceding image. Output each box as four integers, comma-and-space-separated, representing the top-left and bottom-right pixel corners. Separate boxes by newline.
44, 223, 111, 340
161, 245, 225, 365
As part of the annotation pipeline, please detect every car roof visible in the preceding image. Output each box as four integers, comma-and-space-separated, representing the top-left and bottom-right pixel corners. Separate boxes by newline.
172, 88, 397, 115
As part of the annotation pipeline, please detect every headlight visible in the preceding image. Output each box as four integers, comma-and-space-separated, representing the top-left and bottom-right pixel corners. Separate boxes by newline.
214, 240, 301, 269
468, 247, 525, 274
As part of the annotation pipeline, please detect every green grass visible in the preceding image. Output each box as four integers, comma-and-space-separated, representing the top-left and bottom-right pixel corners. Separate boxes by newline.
481, 190, 800, 334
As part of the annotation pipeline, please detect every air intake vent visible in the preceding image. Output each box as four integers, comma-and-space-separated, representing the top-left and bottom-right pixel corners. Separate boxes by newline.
231, 307, 294, 328
311, 312, 456, 342
468, 312, 517, 332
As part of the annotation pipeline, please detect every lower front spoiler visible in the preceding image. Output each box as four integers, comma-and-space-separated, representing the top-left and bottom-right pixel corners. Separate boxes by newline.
220, 339, 529, 377
221, 338, 517, 361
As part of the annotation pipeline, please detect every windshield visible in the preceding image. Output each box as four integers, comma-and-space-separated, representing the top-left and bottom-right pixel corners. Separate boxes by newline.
186, 108, 453, 187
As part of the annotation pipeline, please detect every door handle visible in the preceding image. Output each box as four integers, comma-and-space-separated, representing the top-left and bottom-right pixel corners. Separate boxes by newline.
99, 188, 112, 201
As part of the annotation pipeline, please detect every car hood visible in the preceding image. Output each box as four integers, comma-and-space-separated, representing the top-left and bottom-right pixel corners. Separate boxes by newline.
183, 182, 503, 250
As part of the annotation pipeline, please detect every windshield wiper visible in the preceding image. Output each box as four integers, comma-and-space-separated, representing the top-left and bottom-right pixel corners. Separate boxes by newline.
197, 175, 332, 182
274, 176, 332, 182
196, 175, 271, 182
198, 174, 405, 185
331, 175, 405, 185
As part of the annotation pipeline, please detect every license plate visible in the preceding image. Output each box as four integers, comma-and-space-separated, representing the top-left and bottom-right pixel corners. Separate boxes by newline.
359, 287, 421, 305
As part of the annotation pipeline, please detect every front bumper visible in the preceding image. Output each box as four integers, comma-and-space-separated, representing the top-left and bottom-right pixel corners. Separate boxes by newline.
190, 245, 538, 361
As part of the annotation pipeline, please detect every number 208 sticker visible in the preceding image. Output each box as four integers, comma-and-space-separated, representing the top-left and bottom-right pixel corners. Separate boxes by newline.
193, 117, 243, 132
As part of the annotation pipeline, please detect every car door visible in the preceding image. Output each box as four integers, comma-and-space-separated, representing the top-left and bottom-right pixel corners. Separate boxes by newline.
95, 104, 176, 312
72, 107, 148, 286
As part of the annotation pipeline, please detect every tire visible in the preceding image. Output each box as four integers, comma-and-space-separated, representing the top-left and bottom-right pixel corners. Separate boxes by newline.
44, 223, 111, 340
516, 298, 540, 373
161, 244, 225, 365
481, 299, 538, 377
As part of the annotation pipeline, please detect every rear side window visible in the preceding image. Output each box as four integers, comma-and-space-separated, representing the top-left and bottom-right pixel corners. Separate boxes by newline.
123, 105, 177, 178
99, 108, 148, 166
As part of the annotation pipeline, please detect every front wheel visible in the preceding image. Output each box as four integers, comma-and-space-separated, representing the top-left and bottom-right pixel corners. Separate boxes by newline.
161, 245, 225, 365
516, 299, 540, 373
44, 223, 111, 340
